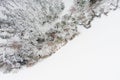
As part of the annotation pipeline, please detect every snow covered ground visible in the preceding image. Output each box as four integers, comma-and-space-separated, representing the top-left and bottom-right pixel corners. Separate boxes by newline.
0, 5, 120, 80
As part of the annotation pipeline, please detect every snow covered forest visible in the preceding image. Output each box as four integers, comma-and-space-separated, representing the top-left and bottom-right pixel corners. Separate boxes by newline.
0, 0, 120, 72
